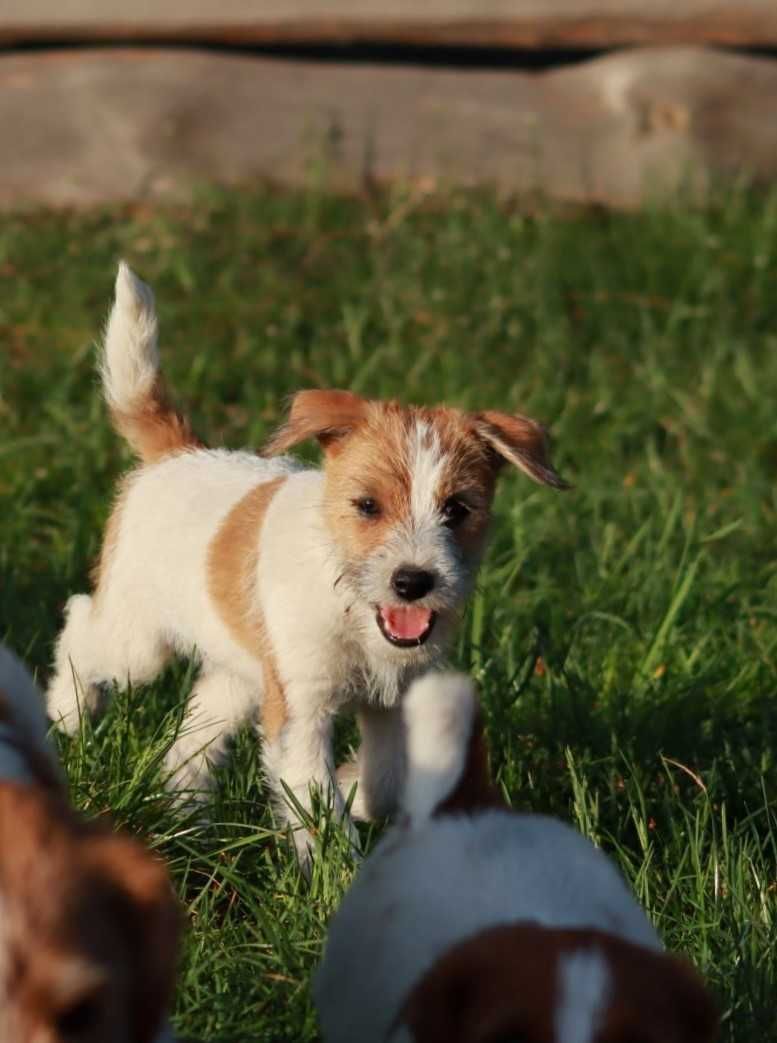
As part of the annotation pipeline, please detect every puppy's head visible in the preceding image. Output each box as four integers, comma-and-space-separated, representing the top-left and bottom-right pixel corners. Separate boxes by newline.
265, 391, 567, 667
0, 786, 179, 1043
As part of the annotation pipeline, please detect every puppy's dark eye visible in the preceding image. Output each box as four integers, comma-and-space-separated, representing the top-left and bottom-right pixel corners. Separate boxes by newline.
354, 497, 381, 518
441, 496, 470, 528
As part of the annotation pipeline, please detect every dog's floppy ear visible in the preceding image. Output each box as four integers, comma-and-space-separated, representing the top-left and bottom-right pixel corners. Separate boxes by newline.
473, 410, 570, 489
263, 389, 368, 456
86, 833, 180, 1043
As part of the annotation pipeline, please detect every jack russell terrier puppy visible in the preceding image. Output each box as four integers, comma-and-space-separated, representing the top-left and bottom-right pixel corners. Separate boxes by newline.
0, 644, 180, 1043
315, 673, 718, 1043
47, 262, 567, 864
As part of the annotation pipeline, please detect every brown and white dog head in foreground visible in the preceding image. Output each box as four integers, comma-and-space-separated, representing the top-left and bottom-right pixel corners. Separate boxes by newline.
0, 645, 179, 1043
264, 391, 568, 667
314, 673, 718, 1043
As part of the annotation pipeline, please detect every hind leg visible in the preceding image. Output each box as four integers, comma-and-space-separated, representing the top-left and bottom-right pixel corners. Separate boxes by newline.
164, 665, 258, 796
47, 593, 169, 733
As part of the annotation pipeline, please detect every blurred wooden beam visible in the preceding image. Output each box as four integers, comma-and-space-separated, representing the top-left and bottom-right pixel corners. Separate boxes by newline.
3, 46, 777, 210
3, 1, 777, 49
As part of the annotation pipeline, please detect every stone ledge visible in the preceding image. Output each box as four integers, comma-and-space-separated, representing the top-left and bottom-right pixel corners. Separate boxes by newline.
3, 46, 777, 210
2, 2, 777, 48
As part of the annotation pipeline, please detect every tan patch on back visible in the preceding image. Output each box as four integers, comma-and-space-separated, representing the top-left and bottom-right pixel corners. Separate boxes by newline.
206, 478, 288, 741
399, 922, 558, 1043
399, 923, 717, 1043
594, 933, 718, 1043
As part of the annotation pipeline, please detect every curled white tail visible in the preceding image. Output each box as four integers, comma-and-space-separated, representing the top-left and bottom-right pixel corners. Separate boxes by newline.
100, 262, 199, 464
401, 672, 478, 827
101, 261, 160, 417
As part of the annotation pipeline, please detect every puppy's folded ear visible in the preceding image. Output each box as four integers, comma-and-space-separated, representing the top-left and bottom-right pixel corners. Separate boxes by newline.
86, 834, 180, 1043
263, 389, 368, 456
473, 410, 570, 489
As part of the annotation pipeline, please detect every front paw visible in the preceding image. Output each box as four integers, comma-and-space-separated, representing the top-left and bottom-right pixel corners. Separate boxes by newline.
291, 826, 316, 879
336, 760, 370, 821
288, 812, 362, 878
288, 824, 361, 877
163, 743, 215, 801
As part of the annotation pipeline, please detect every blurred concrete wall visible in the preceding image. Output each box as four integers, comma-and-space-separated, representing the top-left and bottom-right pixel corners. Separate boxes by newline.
2, 2, 777, 208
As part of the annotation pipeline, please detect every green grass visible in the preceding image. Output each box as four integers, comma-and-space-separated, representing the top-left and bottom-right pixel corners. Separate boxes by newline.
2, 182, 777, 1042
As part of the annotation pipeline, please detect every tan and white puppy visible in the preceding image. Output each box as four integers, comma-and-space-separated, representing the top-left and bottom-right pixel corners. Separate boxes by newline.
315, 674, 718, 1043
47, 263, 567, 862
0, 645, 179, 1043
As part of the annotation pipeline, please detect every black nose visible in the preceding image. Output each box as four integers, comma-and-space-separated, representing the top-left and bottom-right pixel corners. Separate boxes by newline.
391, 567, 435, 602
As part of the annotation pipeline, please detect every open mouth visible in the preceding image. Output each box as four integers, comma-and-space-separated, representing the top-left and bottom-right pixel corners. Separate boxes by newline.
376, 605, 437, 648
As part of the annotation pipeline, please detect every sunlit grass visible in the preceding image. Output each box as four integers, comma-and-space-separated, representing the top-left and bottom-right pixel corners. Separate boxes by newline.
2, 183, 776, 1040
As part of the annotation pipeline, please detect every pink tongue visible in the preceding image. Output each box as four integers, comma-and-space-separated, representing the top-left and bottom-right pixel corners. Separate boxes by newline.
381, 605, 433, 640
